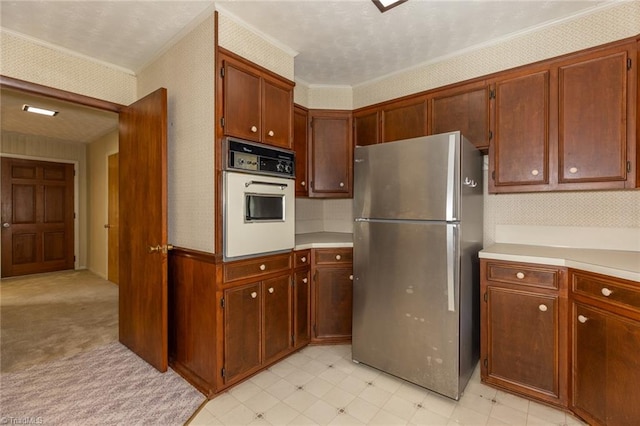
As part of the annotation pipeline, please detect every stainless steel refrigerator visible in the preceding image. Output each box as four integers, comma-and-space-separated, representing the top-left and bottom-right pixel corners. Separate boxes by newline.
352, 131, 483, 400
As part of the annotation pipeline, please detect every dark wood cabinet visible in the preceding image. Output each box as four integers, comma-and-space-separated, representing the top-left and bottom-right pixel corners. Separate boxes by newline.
430, 82, 491, 152
220, 51, 293, 149
381, 96, 428, 143
263, 275, 292, 364
308, 110, 353, 198
480, 260, 568, 407
556, 45, 635, 189
293, 105, 309, 196
490, 69, 550, 192
570, 270, 640, 426
311, 248, 353, 343
293, 250, 311, 349
353, 108, 380, 146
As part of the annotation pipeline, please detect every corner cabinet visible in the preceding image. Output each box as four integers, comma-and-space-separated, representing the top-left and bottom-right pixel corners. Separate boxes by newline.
293, 250, 311, 349
480, 259, 568, 407
293, 105, 309, 196
219, 50, 294, 149
308, 109, 353, 198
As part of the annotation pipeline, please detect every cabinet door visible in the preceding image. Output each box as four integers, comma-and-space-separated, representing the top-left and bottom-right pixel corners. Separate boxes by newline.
313, 266, 353, 342
490, 70, 549, 192
557, 47, 632, 187
431, 84, 490, 152
223, 61, 261, 141
308, 110, 353, 197
262, 78, 293, 148
485, 286, 560, 399
293, 268, 311, 349
381, 97, 428, 143
354, 109, 380, 146
263, 275, 292, 364
223, 282, 261, 383
293, 105, 309, 196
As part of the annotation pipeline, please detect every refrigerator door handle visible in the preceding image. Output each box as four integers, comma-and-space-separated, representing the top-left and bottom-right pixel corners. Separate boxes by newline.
445, 134, 457, 221
446, 224, 457, 312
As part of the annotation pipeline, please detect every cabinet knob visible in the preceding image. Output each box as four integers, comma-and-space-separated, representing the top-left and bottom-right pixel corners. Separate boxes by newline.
251, 291, 258, 299
335, 254, 342, 260
301, 181, 306, 187
601, 287, 613, 297
251, 125, 258, 133
259, 264, 266, 271
268, 130, 274, 137
569, 167, 578, 174
538, 304, 548, 312
516, 272, 525, 279
302, 278, 308, 284
339, 182, 345, 187
268, 287, 274, 294
578, 315, 588, 323
531, 169, 539, 176
349, 275, 354, 281
301, 256, 307, 263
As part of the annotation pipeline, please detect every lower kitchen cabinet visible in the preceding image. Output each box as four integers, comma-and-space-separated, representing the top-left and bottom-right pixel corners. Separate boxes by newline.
293, 250, 311, 349
570, 270, 640, 426
263, 275, 293, 364
480, 259, 568, 407
311, 248, 353, 343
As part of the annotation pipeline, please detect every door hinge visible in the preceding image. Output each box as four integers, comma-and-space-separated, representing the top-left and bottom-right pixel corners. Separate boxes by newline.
483, 358, 488, 368
220, 67, 225, 78
627, 161, 632, 173
221, 367, 225, 377
491, 171, 495, 181
220, 298, 225, 308
483, 292, 488, 302
220, 117, 225, 128
627, 58, 632, 70
291, 334, 295, 345
489, 89, 496, 99
488, 131, 493, 140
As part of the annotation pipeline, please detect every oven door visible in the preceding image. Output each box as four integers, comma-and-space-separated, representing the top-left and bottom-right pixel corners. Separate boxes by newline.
224, 171, 295, 259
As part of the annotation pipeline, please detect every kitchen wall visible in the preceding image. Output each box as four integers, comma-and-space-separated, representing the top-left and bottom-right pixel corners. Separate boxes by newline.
294, 1, 640, 250
0, 131, 88, 268
86, 130, 118, 278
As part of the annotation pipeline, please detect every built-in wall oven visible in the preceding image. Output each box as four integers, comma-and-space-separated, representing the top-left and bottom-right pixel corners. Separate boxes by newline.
223, 137, 295, 260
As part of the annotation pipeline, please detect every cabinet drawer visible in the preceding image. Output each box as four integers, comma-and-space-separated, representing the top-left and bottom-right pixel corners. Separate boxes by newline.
294, 250, 311, 268
314, 248, 353, 265
572, 271, 640, 314
224, 253, 292, 283
486, 261, 562, 289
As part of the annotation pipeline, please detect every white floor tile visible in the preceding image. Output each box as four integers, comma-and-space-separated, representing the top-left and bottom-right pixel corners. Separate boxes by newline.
265, 378, 298, 401
457, 391, 495, 416
319, 366, 348, 385
250, 370, 282, 390
382, 394, 419, 421
372, 373, 403, 394
243, 390, 280, 413
494, 390, 529, 414
345, 397, 380, 424
189, 407, 220, 425
395, 381, 430, 404
422, 392, 457, 419
203, 392, 241, 417
358, 384, 393, 408
285, 369, 316, 386
526, 401, 567, 424
409, 407, 450, 426
288, 414, 317, 425
368, 408, 407, 425
284, 389, 320, 412
304, 376, 335, 398
262, 401, 300, 425
328, 412, 366, 425
303, 399, 339, 425
322, 387, 358, 409
337, 375, 368, 396
229, 381, 263, 403
489, 403, 529, 425
218, 404, 256, 425
449, 405, 490, 425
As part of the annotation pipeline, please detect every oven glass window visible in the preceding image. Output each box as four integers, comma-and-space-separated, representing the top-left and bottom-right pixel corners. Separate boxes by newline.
245, 194, 285, 222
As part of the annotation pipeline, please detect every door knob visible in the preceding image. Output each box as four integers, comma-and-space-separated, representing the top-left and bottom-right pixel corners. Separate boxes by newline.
104, 224, 111, 229
2, 222, 10, 228
148, 244, 174, 254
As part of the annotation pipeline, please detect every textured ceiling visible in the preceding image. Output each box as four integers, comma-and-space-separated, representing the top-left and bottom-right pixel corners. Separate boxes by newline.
0, 0, 608, 141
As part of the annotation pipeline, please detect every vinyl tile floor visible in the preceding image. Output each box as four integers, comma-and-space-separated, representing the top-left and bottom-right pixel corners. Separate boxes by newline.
188, 345, 585, 426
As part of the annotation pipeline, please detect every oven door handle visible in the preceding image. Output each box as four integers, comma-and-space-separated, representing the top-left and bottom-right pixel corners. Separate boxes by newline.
245, 180, 288, 190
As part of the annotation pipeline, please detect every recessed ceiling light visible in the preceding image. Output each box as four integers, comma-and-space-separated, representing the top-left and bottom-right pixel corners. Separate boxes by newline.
22, 104, 58, 117
372, 0, 408, 13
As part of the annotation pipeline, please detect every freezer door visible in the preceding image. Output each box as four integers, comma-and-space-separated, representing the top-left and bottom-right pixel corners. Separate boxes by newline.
354, 132, 460, 221
353, 220, 462, 399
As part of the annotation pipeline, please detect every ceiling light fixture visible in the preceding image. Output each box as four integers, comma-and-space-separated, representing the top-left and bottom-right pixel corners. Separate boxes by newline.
372, 0, 408, 13
22, 104, 58, 117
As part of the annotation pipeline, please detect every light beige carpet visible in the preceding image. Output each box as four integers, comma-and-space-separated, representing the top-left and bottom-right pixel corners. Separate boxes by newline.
0, 269, 118, 373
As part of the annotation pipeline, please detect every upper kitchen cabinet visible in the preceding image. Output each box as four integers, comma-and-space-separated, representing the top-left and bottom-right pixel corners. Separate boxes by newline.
489, 68, 551, 193
381, 96, 428, 143
294, 105, 309, 196
353, 108, 380, 146
219, 50, 294, 149
308, 109, 353, 198
430, 81, 491, 153
555, 44, 637, 190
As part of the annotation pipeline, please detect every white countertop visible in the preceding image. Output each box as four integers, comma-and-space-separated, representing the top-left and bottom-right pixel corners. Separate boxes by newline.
480, 243, 640, 282
295, 232, 353, 250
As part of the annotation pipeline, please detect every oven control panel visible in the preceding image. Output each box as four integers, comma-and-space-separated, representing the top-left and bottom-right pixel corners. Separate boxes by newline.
224, 138, 295, 178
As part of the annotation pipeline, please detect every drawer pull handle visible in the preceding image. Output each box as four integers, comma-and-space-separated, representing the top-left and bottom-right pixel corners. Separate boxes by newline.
601, 287, 613, 297
268, 287, 274, 294
538, 304, 548, 312
578, 315, 588, 323
259, 264, 266, 271
251, 292, 258, 299
268, 130, 275, 137
301, 256, 307, 263
302, 278, 308, 284
251, 125, 258, 133
339, 182, 345, 188
335, 254, 342, 261
531, 169, 539, 176
301, 181, 306, 187
516, 272, 525, 279
569, 167, 578, 174
349, 275, 354, 281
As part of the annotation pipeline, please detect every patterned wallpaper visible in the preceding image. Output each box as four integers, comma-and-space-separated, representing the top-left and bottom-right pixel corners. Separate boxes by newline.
0, 31, 136, 106
137, 15, 216, 253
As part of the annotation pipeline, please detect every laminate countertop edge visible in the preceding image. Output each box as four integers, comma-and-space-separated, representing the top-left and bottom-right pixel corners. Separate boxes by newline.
480, 243, 640, 283
295, 232, 353, 250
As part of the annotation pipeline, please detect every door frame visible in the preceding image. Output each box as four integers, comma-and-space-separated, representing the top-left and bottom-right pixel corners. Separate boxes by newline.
105, 149, 119, 282
0, 153, 80, 272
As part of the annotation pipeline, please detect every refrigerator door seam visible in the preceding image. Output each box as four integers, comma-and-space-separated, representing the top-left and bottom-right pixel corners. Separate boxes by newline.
445, 134, 457, 221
